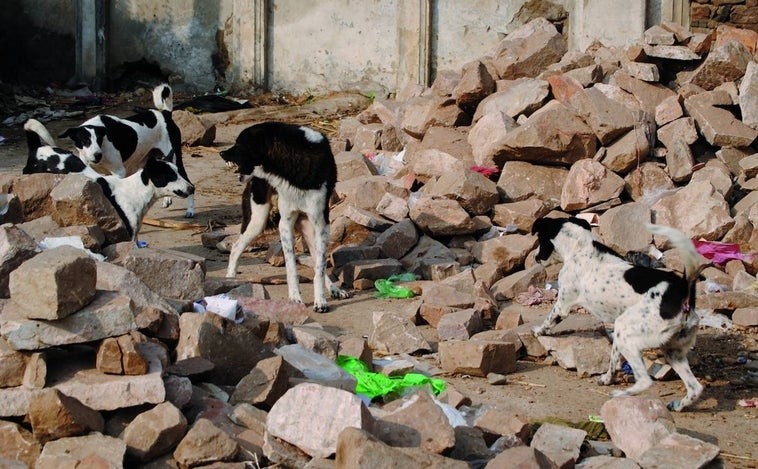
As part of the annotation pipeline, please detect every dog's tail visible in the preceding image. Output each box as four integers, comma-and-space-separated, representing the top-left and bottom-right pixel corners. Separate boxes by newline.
24, 119, 57, 149
646, 223, 706, 285
153, 84, 173, 112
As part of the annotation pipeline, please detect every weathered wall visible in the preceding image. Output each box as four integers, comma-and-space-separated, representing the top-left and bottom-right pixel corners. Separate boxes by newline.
9, 1, 758, 95
690, 0, 758, 32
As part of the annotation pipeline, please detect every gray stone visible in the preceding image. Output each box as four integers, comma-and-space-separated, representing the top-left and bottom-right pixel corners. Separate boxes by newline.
268, 383, 374, 459
688, 40, 753, 90
375, 390, 456, 454
409, 195, 476, 236
497, 161, 568, 209
35, 433, 126, 469
0, 224, 38, 298
438, 340, 516, 377
600, 397, 676, 461
9, 245, 95, 320
492, 18, 566, 80
368, 311, 431, 355
651, 180, 734, 241
598, 203, 652, 255
531, 422, 586, 468
570, 86, 636, 145
473, 78, 549, 121
173, 418, 239, 468
560, 159, 625, 212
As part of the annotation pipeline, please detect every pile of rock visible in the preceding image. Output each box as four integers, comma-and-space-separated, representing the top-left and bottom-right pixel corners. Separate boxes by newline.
0, 16, 756, 469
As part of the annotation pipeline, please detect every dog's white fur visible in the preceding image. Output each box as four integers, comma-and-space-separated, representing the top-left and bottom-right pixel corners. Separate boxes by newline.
24, 118, 193, 246
531, 217, 706, 411
60, 84, 195, 218
220, 122, 349, 312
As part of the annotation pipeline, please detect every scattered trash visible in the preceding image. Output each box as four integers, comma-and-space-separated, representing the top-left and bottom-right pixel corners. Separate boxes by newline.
0, 135, 5, 145
193, 294, 241, 322
588, 415, 604, 423
375, 273, 417, 299
39, 236, 105, 261
470, 165, 500, 179
703, 279, 729, 294
738, 356, 748, 364
532, 416, 609, 440
364, 149, 406, 176
697, 309, 733, 330
621, 361, 633, 375
137, 240, 149, 248
480, 224, 518, 241
737, 398, 757, 408
515, 285, 557, 306
693, 240, 756, 265
336, 355, 445, 401
0, 193, 13, 215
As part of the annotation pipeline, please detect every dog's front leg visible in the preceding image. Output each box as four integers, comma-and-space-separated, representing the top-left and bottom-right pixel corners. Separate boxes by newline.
532, 299, 571, 336
226, 199, 270, 278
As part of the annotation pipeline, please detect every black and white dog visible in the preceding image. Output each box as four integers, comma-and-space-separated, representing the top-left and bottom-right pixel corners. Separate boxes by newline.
59, 84, 195, 218
219, 122, 349, 312
24, 118, 194, 246
531, 217, 706, 411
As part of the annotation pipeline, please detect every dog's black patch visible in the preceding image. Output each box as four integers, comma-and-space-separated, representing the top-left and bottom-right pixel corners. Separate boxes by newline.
624, 267, 689, 319
532, 217, 591, 261
96, 177, 132, 238
99, 116, 139, 161
241, 177, 273, 232
220, 122, 337, 194
128, 110, 159, 129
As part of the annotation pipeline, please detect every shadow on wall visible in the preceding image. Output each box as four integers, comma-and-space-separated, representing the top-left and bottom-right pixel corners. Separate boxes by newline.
0, 3, 74, 85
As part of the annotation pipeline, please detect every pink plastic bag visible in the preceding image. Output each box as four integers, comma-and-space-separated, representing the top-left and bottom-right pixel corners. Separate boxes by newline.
693, 240, 755, 265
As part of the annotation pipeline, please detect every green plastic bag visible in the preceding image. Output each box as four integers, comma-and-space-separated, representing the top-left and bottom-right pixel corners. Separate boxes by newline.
374, 273, 418, 299
336, 355, 445, 400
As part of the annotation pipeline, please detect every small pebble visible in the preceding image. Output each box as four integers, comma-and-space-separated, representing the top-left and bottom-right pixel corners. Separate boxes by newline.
487, 373, 508, 385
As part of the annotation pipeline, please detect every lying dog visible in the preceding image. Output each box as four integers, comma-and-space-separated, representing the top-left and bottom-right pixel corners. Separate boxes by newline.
531, 217, 706, 411
59, 84, 196, 218
220, 121, 349, 312
23, 118, 89, 175
24, 118, 194, 246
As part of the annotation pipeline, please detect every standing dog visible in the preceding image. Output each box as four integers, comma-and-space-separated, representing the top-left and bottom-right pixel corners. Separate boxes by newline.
24, 118, 194, 246
220, 122, 349, 312
59, 84, 195, 218
531, 217, 706, 411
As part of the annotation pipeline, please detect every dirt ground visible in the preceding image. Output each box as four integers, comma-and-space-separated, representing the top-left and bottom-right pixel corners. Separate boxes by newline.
1, 91, 757, 467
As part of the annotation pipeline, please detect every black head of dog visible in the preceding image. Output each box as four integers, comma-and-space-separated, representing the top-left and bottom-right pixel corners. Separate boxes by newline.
219, 126, 267, 181
531, 217, 592, 262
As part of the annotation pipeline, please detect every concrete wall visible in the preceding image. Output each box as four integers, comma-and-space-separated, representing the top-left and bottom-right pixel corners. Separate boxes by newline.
7, 0, 721, 95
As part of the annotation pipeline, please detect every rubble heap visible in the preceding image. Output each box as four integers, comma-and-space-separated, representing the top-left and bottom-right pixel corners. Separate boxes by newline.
0, 17, 756, 468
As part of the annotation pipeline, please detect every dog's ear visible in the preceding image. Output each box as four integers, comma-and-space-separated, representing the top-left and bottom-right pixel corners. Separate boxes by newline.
59, 127, 88, 147
532, 217, 564, 262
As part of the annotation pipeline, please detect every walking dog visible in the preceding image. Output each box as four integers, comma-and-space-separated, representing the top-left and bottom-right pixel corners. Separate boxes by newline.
24, 118, 194, 246
219, 121, 349, 312
59, 84, 196, 218
531, 217, 706, 411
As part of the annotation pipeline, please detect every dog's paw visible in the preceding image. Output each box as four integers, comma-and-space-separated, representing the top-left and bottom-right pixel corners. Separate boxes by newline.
667, 399, 685, 412
330, 287, 351, 300
610, 389, 630, 398
162, 196, 173, 208
184, 210, 195, 218
532, 325, 547, 336
313, 303, 329, 313
597, 373, 615, 386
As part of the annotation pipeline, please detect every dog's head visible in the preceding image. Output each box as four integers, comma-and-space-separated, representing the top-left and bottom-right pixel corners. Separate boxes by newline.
531, 217, 591, 262
60, 126, 107, 165
142, 150, 195, 198
219, 126, 267, 182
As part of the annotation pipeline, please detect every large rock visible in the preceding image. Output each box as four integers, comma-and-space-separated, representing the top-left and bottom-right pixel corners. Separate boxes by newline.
651, 180, 734, 240
491, 18, 567, 79
368, 311, 431, 355
438, 339, 517, 377
467, 111, 519, 167
0, 420, 41, 468
375, 390, 456, 454
687, 40, 753, 90
0, 291, 137, 351
560, 159, 625, 212
28, 388, 104, 444
739, 61, 758, 130
123, 401, 188, 462
409, 195, 476, 236
473, 78, 549, 121
0, 224, 38, 298
497, 161, 568, 209
452, 60, 495, 114
105, 244, 206, 301
175, 312, 272, 385
231, 355, 304, 409
267, 383, 374, 459
35, 433, 126, 469
494, 100, 597, 167
470, 234, 537, 275
423, 169, 500, 216
685, 93, 758, 148
600, 397, 676, 461
598, 202, 652, 255
173, 418, 239, 468
569, 86, 636, 145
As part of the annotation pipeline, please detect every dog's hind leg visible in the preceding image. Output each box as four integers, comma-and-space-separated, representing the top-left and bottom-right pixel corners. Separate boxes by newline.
297, 216, 350, 312
608, 316, 654, 398
599, 342, 621, 386
278, 205, 304, 306
226, 179, 270, 278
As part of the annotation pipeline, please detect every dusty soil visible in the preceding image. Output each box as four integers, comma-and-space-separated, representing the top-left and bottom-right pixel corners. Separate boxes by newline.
1, 91, 757, 467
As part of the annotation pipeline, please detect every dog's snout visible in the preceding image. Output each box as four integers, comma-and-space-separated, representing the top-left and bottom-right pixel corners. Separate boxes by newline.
187, 184, 195, 195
